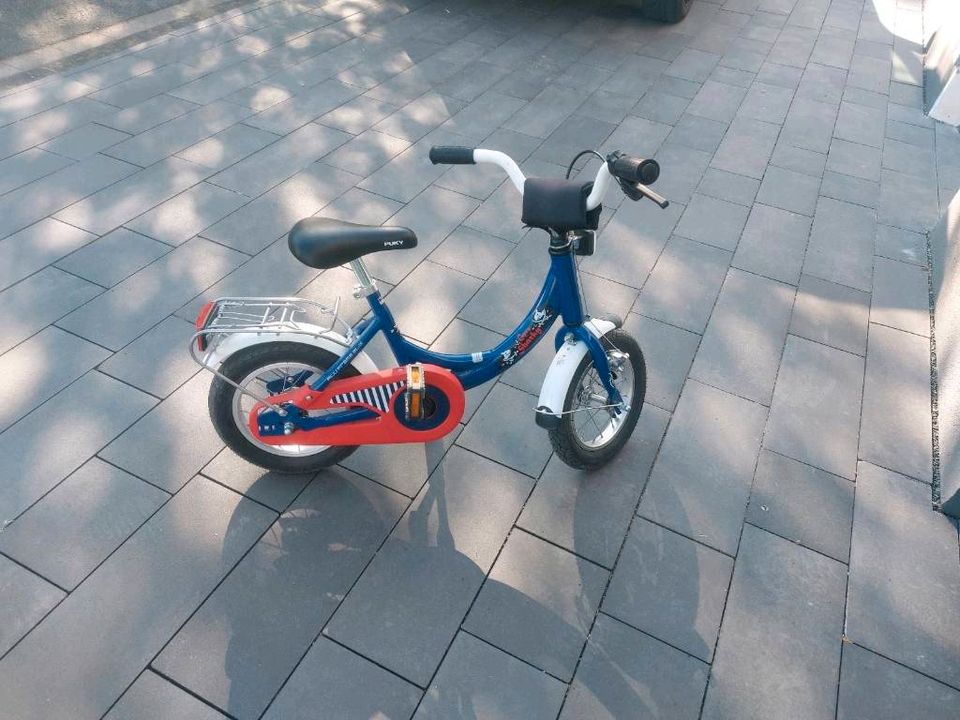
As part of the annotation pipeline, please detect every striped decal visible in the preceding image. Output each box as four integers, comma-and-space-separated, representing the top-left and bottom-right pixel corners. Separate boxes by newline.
330, 381, 404, 413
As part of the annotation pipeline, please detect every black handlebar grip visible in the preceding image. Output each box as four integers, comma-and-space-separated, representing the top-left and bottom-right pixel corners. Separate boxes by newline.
429, 146, 476, 165
610, 154, 660, 185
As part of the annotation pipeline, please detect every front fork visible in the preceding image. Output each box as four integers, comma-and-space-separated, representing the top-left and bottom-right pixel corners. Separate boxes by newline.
564, 324, 624, 408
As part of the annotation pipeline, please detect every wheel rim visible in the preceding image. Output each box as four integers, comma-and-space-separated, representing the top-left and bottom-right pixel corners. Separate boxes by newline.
232, 362, 331, 457
570, 350, 634, 449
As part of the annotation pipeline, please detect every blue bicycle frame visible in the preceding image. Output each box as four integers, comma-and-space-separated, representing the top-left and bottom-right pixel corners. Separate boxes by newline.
280, 238, 621, 431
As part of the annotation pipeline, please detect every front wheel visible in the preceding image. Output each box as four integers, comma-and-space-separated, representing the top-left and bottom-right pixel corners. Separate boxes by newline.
208, 341, 360, 473
548, 329, 646, 470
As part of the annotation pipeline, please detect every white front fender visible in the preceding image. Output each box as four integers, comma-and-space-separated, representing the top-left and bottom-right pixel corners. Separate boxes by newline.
535, 318, 618, 428
199, 324, 379, 375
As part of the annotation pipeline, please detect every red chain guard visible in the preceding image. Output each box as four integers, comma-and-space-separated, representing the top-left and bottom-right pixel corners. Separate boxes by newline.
248, 364, 465, 447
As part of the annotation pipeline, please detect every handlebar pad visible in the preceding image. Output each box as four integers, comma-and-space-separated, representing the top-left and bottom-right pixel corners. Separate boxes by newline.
608, 154, 659, 185
429, 146, 476, 165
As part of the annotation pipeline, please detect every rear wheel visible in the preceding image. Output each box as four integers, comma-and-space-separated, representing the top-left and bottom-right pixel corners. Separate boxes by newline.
209, 342, 360, 473
642, 0, 693, 23
548, 329, 646, 470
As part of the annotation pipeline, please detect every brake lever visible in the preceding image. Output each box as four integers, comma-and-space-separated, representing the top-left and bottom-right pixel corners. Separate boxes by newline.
617, 178, 669, 209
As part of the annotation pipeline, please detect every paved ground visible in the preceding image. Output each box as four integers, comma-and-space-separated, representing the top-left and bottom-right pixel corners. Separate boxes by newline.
0, 0, 224, 59
0, 0, 958, 718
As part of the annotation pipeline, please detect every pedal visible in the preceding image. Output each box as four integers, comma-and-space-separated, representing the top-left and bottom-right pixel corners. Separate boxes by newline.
405, 363, 426, 420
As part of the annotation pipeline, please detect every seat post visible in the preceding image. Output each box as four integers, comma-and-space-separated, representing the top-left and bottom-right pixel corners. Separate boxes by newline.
349, 258, 378, 297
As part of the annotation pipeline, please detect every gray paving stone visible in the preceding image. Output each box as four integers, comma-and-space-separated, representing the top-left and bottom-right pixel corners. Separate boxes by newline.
210, 122, 352, 198
0, 326, 109, 433
56, 227, 170, 287
91, 63, 206, 107
0, 147, 73, 196
685, 80, 747, 122
359, 129, 473, 203
325, 446, 533, 686
736, 81, 795, 123
847, 462, 960, 687
638, 380, 767, 554
675, 193, 750, 251
97, 94, 199, 135
560, 613, 709, 720
598, 55, 669, 101
780, 97, 838, 154
204, 162, 361, 254
602, 114, 673, 158
55, 157, 209, 236
883, 137, 936, 180
106, 101, 252, 168
0, 555, 64, 657
0, 217, 97, 291
666, 48, 721, 83
0, 153, 137, 240
697, 168, 760, 206
155, 468, 406, 719
820, 168, 880, 209
764, 335, 864, 480
622, 313, 700, 411
0, 267, 103, 355
533, 113, 618, 166
803, 196, 876, 292
732, 203, 812, 284
636, 235, 732, 334
604, 518, 733, 662
518, 405, 669, 568
201, 447, 314, 511
58, 237, 246, 351
745, 449, 854, 562
875, 223, 926, 266
0, 477, 275, 720
416, 636, 565, 720
428, 226, 513, 280
0, 76, 94, 126
503, 84, 590, 139
317, 95, 399, 134
837, 643, 960, 720
755, 61, 804, 89
0, 457, 167, 590
375, 92, 467, 142
262, 638, 421, 720
633, 91, 691, 125
756, 164, 821, 216
324, 128, 411, 177
434, 60, 512, 102
0, 96, 117, 161
769, 140, 827, 177
827, 137, 882, 181
461, 174, 526, 242
244, 78, 360, 136
879, 167, 940, 234
385, 260, 483, 345
790, 273, 870, 355
710, 116, 779, 178
458, 381, 553, 477
105, 670, 228, 720
768, 25, 818, 68
859, 323, 932, 482
175, 122, 280, 172
126, 182, 249, 247
321, 186, 404, 225
363, 183, 477, 280
668, 113, 730, 154
99, 316, 199, 398
702, 525, 846, 720
100, 372, 222, 493
464, 530, 608, 680
870, 256, 929, 336
691, 268, 795, 405
835, 100, 886, 148
796, 62, 848, 106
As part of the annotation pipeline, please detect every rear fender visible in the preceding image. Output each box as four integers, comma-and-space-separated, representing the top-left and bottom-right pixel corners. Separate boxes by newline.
199, 325, 378, 375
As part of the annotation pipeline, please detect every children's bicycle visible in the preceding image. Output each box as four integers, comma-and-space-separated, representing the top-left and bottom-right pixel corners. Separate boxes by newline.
191, 146, 669, 472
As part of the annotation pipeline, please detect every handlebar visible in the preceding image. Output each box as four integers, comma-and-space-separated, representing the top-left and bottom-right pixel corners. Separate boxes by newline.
429, 146, 668, 210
